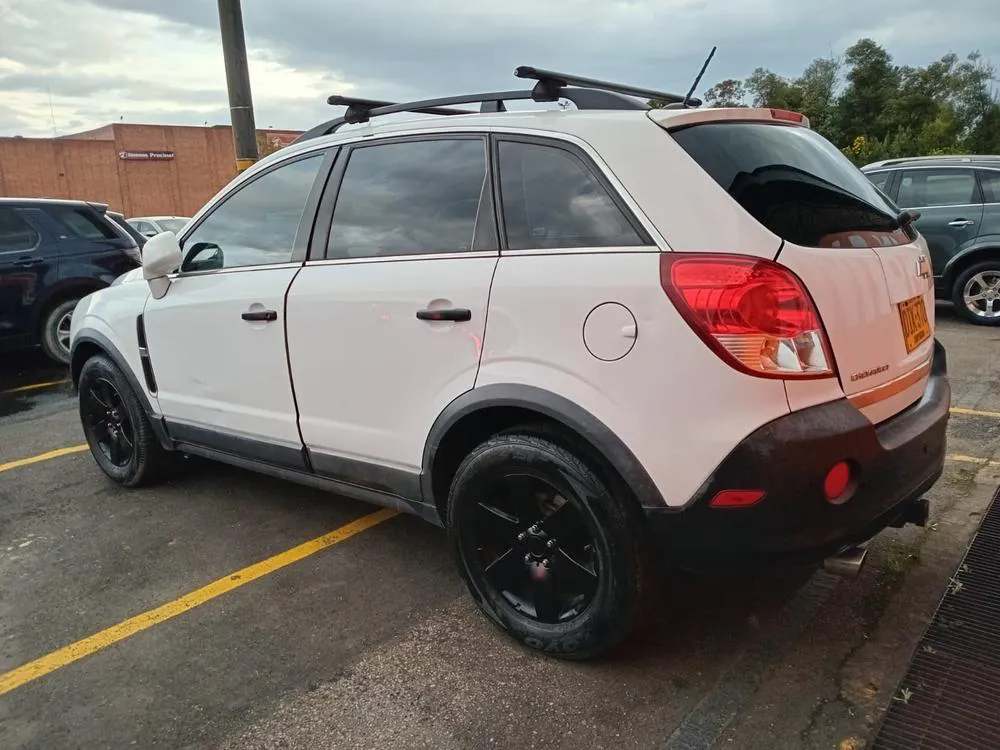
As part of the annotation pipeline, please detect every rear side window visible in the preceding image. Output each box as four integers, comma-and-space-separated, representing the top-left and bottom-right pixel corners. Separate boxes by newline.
897, 169, 979, 208
980, 170, 1000, 203
866, 171, 892, 195
498, 140, 646, 250
328, 138, 489, 259
671, 123, 910, 248
0, 208, 40, 252
45, 205, 120, 241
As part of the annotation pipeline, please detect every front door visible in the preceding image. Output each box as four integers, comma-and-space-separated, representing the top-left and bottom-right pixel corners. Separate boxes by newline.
0, 207, 54, 347
286, 135, 498, 495
895, 167, 985, 278
142, 151, 331, 469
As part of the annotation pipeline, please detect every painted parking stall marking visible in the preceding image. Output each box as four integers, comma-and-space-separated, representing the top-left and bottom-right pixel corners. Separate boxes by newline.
0, 508, 399, 696
0, 445, 88, 474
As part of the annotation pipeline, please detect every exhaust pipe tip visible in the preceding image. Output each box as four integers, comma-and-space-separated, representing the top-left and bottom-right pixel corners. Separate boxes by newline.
823, 545, 868, 578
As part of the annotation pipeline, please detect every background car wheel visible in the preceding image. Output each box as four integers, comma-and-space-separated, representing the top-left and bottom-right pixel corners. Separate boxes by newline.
78, 353, 173, 487
39, 298, 79, 365
447, 432, 653, 660
951, 260, 1000, 326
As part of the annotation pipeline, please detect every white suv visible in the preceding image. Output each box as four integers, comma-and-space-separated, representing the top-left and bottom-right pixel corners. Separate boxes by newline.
69, 67, 951, 660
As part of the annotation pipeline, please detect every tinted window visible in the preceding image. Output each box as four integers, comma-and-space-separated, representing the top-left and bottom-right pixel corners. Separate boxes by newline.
46, 206, 118, 240
182, 154, 323, 271
897, 169, 979, 208
328, 138, 488, 259
158, 218, 189, 233
498, 140, 645, 250
866, 170, 892, 194
976, 170, 1000, 203
134, 221, 156, 234
671, 123, 909, 248
0, 208, 39, 252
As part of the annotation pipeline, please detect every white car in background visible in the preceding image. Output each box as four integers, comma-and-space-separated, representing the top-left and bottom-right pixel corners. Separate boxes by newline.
126, 215, 192, 238
68, 66, 951, 660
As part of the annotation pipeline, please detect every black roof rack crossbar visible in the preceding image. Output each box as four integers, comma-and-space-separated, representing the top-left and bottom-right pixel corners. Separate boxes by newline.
514, 65, 698, 107
293, 65, 699, 144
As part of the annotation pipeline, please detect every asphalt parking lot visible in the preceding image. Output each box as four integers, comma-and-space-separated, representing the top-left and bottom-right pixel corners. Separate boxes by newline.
2, 303, 999, 750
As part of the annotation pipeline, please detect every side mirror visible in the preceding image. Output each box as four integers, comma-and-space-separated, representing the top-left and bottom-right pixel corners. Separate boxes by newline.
181, 242, 224, 273
142, 231, 181, 299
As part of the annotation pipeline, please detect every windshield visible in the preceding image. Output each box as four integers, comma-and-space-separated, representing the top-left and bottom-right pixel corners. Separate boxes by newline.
158, 218, 190, 233
671, 122, 914, 248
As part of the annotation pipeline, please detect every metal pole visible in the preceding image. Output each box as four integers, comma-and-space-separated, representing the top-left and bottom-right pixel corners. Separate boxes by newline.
217, 0, 258, 173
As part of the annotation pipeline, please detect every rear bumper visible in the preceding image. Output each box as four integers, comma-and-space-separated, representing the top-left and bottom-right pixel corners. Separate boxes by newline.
647, 339, 951, 571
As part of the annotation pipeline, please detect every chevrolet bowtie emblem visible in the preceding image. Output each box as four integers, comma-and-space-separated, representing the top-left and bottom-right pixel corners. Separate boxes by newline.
916, 255, 931, 280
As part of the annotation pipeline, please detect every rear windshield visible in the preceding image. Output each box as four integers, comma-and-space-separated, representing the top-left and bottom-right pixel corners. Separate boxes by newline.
671, 122, 914, 248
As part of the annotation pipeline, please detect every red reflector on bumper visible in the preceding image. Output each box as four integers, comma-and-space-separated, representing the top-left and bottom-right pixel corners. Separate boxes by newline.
710, 490, 765, 508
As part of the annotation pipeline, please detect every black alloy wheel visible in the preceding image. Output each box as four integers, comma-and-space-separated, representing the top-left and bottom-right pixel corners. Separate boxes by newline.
448, 432, 651, 660
82, 376, 136, 468
469, 473, 600, 624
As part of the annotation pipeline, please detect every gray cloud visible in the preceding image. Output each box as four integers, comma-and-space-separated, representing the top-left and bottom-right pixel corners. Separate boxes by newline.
2, 0, 998, 136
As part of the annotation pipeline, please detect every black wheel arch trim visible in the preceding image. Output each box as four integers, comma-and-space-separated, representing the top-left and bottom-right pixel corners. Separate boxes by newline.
941, 241, 1000, 288
70, 330, 172, 449
420, 383, 666, 512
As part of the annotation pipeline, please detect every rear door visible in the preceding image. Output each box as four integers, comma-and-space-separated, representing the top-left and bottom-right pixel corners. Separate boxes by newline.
0, 207, 52, 344
894, 167, 985, 278
286, 135, 498, 487
666, 116, 935, 422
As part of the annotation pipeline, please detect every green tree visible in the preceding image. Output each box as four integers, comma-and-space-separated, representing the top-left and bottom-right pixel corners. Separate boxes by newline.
702, 78, 747, 107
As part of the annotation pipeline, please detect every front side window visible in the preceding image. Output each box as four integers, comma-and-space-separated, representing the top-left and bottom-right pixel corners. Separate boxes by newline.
498, 140, 646, 250
182, 154, 324, 272
897, 169, 979, 208
0, 208, 40, 252
328, 138, 489, 259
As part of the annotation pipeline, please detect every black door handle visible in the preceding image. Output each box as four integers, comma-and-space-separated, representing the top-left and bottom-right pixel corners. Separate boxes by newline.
242, 309, 278, 322
416, 308, 472, 322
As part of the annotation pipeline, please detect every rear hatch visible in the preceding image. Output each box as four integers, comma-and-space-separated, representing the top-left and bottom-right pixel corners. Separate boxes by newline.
654, 109, 935, 423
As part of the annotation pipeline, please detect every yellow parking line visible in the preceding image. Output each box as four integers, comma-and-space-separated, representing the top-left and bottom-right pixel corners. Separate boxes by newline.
0, 379, 70, 395
947, 453, 1000, 468
950, 407, 1000, 420
0, 445, 89, 474
0, 507, 399, 696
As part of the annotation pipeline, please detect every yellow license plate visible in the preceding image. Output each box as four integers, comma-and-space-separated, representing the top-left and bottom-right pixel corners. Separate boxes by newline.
898, 295, 931, 353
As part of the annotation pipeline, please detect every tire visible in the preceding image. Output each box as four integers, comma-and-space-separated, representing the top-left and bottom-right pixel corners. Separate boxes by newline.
447, 432, 653, 660
78, 353, 173, 487
951, 260, 1000, 326
39, 298, 79, 365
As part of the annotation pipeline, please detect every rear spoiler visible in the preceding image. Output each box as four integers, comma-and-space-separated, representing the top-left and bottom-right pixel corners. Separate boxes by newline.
86, 201, 110, 214
648, 107, 811, 131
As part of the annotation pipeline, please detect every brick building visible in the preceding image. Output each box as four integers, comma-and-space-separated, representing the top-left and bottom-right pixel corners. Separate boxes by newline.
0, 123, 303, 218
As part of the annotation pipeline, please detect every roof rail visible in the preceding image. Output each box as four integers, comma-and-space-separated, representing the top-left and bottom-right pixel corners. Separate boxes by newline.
292, 65, 695, 144
863, 154, 1000, 169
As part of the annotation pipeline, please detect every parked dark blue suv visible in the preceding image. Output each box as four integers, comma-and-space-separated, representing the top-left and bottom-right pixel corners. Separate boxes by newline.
0, 198, 142, 364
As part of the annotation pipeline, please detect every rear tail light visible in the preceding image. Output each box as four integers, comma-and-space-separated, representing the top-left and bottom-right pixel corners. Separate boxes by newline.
710, 490, 765, 508
660, 253, 836, 379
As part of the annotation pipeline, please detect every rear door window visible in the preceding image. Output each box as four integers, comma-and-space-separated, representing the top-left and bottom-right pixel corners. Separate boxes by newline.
866, 170, 893, 195
671, 122, 909, 248
897, 169, 980, 208
0, 208, 40, 252
497, 139, 648, 250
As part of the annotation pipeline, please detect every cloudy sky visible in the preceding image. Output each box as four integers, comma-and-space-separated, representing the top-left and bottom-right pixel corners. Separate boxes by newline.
1, 0, 998, 138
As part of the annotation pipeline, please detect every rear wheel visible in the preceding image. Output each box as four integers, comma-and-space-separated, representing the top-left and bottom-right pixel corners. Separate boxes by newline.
39, 298, 79, 364
951, 260, 1000, 325
78, 353, 172, 487
447, 433, 652, 660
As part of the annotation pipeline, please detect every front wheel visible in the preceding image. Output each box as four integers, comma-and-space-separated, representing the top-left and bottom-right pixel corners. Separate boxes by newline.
951, 260, 1000, 325
78, 353, 173, 487
447, 433, 653, 660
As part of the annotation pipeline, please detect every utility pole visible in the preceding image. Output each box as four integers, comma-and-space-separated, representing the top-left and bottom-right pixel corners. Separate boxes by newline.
217, 0, 258, 173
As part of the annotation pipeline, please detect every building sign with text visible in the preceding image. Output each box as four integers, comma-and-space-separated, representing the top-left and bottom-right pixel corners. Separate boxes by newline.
118, 150, 175, 161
